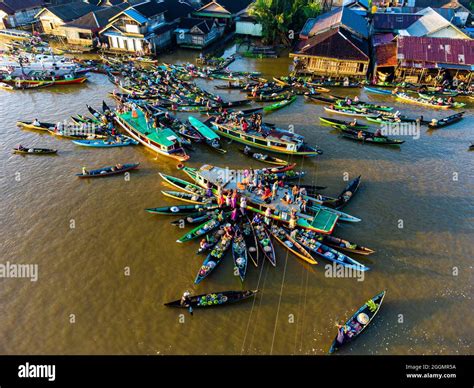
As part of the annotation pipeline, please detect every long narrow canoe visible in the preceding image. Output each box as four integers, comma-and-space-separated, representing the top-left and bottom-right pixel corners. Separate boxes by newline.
241, 216, 259, 267
418, 93, 466, 108
239, 148, 289, 166
145, 203, 219, 215
195, 234, 232, 284
339, 126, 404, 145
294, 230, 369, 271
321, 175, 361, 210
161, 190, 216, 205
165, 290, 257, 308
13, 147, 57, 155
328, 290, 386, 353
76, 163, 139, 178
269, 225, 317, 265
253, 223, 276, 267
363, 86, 392, 95
263, 95, 297, 112
428, 112, 464, 129
319, 117, 368, 130
72, 137, 138, 147
324, 106, 380, 118
396, 93, 451, 109
298, 229, 374, 256
177, 215, 224, 243
17, 121, 56, 131
159, 172, 206, 196
232, 232, 248, 282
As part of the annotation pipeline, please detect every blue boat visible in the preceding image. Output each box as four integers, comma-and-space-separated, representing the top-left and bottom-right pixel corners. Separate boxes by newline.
72, 136, 138, 147
364, 86, 393, 95
294, 230, 369, 272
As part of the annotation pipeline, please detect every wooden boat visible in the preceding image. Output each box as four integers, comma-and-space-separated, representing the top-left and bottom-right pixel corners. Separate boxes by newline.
253, 223, 276, 267
194, 234, 232, 284
322, 175, 361, 210
418, 93, 466, 108
241, 217, 259, 267
13, 147, 57, 155
363, 86, 392, 95
212, 122, 322, 156
396, 93, 451, 109
0, 82, 14, 91
232, 232, 248, 282
76, 162, 139, 178
10, 76, 87, 86
165, 290, 257, 308
319, 117, 368, 130
114, 110, 189, 162
146, 203, 218, 215
340, 101, 393, 112
71, 137, 138, 147
298, 229, 374, 256
469, 143, 474, 151
294, 230, 369, 271
188, 116, 226, 153
264, 95, 296, 112
239, 147, 289, 165
177, 216, 223, 243
324, 106, 380, 118
328, 290, 386, 353
161, 190, 215, 205
339, 127, 404, 145
306, 94, 336, 104
17, 121, 55, 131
159, 173, 206, 196
201, 107, 263, 117
428, 112, 464, 129
13, 81, 54, 90
269, 225, 317, 265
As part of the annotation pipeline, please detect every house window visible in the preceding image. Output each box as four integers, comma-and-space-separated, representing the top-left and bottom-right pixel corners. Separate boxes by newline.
78, 32, 90, 40
358, 63, 365, 73
49, 22, 54, 30
191, 35, 204, 46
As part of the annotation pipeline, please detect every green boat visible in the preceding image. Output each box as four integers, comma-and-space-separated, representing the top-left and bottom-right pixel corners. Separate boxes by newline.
319, 117, 368, 130
418, 93, 466, 108
176, 214, 226, 243
263, 95, 297, 112
159, 172, 206, 195
188, 116, 226, 153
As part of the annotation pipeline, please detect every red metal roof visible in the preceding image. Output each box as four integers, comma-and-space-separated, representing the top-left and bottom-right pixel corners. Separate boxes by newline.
397, 36, 474, 65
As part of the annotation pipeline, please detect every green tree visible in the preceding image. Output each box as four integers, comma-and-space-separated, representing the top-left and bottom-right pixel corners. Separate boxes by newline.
249, 0, 323, 45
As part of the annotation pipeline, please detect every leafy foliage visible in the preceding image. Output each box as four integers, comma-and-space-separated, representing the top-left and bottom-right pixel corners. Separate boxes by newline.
249, 0, 323, 45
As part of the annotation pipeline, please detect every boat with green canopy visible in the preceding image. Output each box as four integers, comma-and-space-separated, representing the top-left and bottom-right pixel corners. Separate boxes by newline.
114, 109, 189, 162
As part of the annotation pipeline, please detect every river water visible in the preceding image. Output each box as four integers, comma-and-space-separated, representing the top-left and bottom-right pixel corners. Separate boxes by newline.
0, 44, 472, 355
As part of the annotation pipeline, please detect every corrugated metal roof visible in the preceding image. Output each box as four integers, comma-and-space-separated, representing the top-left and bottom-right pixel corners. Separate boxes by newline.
397, 36, 474, 65
124, 9, 148, 24
299, 6, 368, 39
372, 13, 422, 31
293, 28, 369, 61
405, 8, 451, 36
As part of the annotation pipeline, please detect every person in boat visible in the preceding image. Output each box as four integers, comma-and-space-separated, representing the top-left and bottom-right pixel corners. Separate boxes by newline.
262, 186, 272, 201
283, 191, 292, 204
17, 144, 27, 151
264, 207, 272, 225
231, 191, 238, 209
300, 198, 307, 213
240, 197, 247, 215
374, 128, 383, 137
243, 145, 251, 155
180, 291, 192, 308
447, 96, 454, 105
32, 118, 41, 127
349, 118, 357, 127
292, 185, 299, 200
271, 180, 279, 200
288, 214, 297, 230
430, 118, 438, 126
357, 130, 365, 140
231, 208, 239, 222
353, 95, 359, 103
252, 213, 262, 225
224, 223, 234, 239
82, 167, 88, 175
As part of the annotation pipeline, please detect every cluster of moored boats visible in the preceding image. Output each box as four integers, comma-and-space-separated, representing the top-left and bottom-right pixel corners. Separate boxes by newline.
10, 49, 473, 353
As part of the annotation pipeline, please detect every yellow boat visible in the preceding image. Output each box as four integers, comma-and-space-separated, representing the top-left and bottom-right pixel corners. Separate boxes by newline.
268, 225, 318, 265
17, 121, 56, 131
